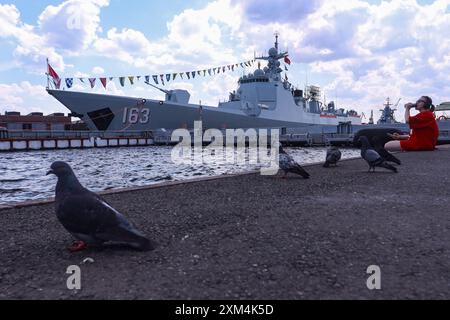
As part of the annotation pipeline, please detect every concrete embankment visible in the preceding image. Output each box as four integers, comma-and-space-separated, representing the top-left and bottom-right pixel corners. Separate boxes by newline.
1, 147, 449, 299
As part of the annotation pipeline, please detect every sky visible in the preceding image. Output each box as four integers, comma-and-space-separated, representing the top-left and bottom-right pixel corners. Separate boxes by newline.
0, 0, 449, 122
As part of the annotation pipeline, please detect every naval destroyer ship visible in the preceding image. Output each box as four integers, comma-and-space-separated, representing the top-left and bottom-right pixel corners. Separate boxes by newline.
47, 36, 362, 133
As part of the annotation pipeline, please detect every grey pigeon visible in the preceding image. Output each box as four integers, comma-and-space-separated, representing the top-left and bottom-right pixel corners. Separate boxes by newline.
323, 147, 342, 168
358, 136, 397, 173
278, 146, 310, 179
47, 161, 156, 252
354, 128, 402, 165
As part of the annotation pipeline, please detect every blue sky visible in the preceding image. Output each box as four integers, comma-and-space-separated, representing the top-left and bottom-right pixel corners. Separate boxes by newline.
0, 0, 449, 120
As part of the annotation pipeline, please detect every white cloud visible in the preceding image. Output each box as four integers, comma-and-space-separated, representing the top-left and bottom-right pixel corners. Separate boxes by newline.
92, 66, 105, 75
0, 0, 109, 73
0, 82, 67, 115
38, 0, 109, 52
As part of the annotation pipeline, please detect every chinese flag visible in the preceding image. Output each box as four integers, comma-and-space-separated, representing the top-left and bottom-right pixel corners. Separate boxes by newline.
284, 55, 291, 65
47, 63, 61, 89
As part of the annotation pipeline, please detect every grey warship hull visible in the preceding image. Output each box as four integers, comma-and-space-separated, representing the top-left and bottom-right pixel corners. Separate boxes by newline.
47, 89, 362, 133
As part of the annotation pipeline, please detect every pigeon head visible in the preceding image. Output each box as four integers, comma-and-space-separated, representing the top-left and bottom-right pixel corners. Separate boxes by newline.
47, 161, 74, 178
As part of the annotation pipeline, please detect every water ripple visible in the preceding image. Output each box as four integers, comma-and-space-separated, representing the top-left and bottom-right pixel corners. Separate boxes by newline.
0, 146, 360, 204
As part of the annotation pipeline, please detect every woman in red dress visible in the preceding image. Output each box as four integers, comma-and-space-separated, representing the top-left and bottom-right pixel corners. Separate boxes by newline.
385, 96, 439, 151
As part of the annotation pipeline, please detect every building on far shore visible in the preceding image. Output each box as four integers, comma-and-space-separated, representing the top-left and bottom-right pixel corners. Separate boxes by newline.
0, 111, 87, 131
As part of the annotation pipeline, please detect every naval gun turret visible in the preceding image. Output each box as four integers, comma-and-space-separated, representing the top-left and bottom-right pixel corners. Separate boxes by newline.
145, 81, 190, 104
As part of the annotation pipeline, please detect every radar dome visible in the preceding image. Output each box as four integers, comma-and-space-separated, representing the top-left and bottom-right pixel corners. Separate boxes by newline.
254, 69, 264, 76
268, 47, 278, 57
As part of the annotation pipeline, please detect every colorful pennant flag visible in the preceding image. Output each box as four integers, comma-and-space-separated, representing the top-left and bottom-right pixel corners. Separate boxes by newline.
65, 78, 73, 89
56, 58, 261, 91
100, 77, 107, 89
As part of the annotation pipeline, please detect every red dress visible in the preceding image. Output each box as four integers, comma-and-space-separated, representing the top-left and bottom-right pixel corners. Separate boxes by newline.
400, 111, 439, 151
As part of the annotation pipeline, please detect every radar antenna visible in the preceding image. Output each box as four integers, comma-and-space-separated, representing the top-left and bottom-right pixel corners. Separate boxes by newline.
274, 31, 279, 51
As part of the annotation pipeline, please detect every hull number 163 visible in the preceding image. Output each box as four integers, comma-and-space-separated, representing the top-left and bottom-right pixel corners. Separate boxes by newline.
122, 107, 150, 124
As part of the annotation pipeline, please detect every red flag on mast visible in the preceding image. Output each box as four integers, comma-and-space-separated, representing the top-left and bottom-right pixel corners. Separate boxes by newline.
284, 55, 291, 65
47, 61, 61, 89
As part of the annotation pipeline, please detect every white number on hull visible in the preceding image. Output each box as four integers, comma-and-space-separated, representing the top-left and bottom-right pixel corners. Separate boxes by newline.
122, 108, 151, 124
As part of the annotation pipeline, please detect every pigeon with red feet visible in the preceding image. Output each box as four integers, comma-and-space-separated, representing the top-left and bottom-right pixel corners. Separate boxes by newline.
47, 161, 156, 252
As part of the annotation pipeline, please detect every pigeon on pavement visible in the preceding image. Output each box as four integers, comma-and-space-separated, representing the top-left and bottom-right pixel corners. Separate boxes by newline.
278, 146, 310, 179
323, 147, 342, 168
354, 128, 402, 165
47, 161, 156, 252
358, 136, 398, 173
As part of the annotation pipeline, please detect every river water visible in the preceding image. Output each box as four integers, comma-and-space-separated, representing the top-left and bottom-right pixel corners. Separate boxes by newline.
0, 146, 360, 204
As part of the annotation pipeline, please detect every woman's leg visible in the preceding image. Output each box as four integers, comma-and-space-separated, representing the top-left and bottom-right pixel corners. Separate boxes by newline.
384, 140, 403, 151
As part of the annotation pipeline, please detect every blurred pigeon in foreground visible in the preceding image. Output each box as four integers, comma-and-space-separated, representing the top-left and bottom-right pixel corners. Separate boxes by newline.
358, 137, 397, 173
278, 146, 310, 179
47, 161, 156, 252
323, 147, 342, 168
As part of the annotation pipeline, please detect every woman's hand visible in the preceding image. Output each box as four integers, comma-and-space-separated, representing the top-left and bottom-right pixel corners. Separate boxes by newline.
387, 133, 409, 141
405, 103, 415, 110
387, 133, 401, 140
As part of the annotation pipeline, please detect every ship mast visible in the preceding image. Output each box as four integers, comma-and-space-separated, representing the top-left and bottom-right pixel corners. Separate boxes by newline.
274, 31, 279, 51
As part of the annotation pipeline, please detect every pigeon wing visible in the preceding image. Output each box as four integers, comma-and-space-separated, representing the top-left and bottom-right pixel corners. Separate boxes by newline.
363, 149, 382, 164
289, 163, 310, 179
56, 193, 117, 238
57, 193, 154, 250
376, 147, 401, 165
279, 153, 293, 170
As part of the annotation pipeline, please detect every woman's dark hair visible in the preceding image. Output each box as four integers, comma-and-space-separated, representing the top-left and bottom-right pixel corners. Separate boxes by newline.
422, 96, 435, 111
